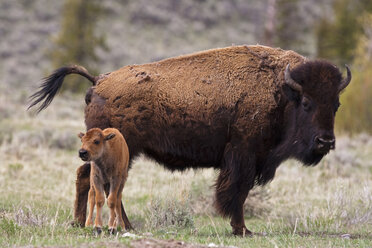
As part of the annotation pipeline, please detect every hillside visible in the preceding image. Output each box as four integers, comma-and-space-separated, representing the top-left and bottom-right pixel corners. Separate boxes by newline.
0, 0, 330, 91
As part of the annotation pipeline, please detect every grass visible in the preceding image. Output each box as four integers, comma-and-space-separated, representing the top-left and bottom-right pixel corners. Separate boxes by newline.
0, 91, 371, 247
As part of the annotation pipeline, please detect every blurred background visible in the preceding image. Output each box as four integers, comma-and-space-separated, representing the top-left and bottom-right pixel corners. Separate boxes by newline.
0, 0, 371, 132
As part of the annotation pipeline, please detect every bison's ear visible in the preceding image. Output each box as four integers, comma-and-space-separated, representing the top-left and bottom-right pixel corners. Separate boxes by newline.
104, 133, 115, 141
282, 64, 302, 103
78, 132, 85, 139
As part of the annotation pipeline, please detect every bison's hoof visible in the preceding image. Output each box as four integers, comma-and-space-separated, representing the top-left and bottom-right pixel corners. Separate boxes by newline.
93, 227, 102, 235
232, 227, 253, 237
70, 220, 83, 228
108, 228, 117, 235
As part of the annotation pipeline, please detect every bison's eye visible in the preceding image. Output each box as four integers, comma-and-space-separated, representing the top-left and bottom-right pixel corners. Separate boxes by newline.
94, 140, 100, 145
301, 97, 311, 112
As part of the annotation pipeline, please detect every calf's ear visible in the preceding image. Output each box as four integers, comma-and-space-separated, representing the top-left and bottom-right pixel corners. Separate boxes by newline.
78, 132, 85, 139
104, 133, 116, 141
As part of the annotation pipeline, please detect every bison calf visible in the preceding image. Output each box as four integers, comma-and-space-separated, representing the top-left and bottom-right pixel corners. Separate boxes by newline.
78, 127, 129, 234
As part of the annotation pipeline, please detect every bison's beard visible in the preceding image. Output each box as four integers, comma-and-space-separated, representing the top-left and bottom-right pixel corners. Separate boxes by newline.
292, 138, 328, 166
301, 151, 325, 166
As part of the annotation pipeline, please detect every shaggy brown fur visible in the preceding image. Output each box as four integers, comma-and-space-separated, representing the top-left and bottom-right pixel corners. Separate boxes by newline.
78, 128, 130, 234
91, 45, 304, 140
29, 45, 351, 236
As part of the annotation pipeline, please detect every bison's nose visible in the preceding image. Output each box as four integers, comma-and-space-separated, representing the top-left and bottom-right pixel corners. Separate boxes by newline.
315, 135, 335, 152
79, 149, 88, 160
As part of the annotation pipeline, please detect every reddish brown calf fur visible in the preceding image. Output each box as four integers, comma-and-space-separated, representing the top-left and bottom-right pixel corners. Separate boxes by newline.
78, 128, 129, 233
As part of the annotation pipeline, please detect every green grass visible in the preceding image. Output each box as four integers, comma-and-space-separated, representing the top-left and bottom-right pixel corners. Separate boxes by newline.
0, 206, 371, 247
1, 93, 371, 247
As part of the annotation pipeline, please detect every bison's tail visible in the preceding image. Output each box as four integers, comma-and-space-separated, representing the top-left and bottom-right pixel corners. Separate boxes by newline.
28, 65, 97, 113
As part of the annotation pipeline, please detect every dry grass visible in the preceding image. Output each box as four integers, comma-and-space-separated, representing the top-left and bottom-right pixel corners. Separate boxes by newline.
1, 90, 371, 247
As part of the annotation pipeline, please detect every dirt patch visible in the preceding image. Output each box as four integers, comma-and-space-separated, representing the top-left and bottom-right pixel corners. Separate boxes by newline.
34, 238, 225, 248
131, 238, 218, 248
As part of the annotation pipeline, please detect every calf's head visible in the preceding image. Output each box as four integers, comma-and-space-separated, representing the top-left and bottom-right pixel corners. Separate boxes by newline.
282, 61, 351, 165
78, 128, 116, 161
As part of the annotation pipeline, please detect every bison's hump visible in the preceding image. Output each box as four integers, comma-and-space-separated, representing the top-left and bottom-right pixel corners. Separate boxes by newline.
94, 45, 305, 134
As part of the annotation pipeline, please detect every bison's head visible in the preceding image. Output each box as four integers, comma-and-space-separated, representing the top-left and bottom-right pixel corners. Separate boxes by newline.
282, 61, 351, 165
78, 128, 116, 162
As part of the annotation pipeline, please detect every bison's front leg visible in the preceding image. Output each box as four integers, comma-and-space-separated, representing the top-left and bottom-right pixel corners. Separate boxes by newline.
73, 162, 91, 227
215, 143, 256, 236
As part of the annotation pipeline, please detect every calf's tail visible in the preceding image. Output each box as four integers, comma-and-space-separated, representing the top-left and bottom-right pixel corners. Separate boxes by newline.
28, 65, 97, 113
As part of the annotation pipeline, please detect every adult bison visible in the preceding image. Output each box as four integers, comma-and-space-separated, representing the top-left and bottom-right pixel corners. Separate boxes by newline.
29, 45, 351, 236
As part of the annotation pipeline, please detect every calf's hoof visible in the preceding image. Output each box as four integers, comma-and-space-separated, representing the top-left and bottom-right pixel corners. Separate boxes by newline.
232, 226, 253, 237
108, 228, 117, 235
85, 221, 93, 227
93, 227, 102, 235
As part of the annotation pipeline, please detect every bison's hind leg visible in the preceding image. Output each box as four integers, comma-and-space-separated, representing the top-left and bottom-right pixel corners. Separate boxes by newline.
121, 201, 133, 230
72, 162, 91, 227
115, 191, 125, 230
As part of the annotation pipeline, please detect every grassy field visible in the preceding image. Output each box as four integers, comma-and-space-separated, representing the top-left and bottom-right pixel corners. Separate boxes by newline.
0, 90, 371, 248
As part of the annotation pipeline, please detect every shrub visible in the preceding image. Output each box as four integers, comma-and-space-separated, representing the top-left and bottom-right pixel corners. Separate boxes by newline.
145, 197, 194, 230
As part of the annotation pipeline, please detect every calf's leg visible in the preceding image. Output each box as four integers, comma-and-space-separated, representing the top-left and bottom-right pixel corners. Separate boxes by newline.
90, 162, 105, 234
107, 180, 125, 233
115, 190, 125, 230
104, 183, 133, 231
94, 188, 105, 233
107, 192, 117, 233
85, 187, 95, 227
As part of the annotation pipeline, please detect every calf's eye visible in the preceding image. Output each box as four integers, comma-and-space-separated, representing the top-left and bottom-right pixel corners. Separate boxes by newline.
94, 140, 100, 145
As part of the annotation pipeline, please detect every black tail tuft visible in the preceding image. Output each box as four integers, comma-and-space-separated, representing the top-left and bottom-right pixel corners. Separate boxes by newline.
28, 67, 70, 113
28, 65, 96, 113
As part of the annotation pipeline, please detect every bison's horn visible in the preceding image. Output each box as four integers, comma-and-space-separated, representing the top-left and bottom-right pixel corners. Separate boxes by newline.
284, 64, 303, 93
338, 64, 352, 92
